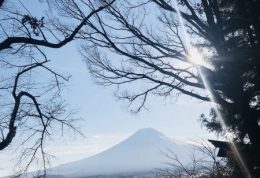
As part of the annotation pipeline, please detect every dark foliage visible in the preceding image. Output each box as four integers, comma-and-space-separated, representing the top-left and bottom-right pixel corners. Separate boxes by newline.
57, 0, 259, 177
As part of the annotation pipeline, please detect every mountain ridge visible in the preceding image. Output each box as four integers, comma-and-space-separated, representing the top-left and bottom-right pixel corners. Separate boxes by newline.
48, 128, 193, 177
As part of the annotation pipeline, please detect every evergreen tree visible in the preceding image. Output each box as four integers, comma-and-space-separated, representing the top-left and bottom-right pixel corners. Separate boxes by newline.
56, 0, 259, 176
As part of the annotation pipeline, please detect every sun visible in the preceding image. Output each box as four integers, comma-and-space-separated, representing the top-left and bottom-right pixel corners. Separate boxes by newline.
188, 48, 206, 66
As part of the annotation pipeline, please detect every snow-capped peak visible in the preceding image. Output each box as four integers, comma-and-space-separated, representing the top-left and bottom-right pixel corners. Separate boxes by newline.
48, 128, 194, 177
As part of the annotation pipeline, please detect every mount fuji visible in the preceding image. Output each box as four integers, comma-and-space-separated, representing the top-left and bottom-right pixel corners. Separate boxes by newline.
46, 128, 195, 178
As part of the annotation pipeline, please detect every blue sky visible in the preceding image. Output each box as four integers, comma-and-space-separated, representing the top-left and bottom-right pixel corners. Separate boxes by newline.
0, 41, 215, 176
0, 1, 217, 176
47, 42, 213, 138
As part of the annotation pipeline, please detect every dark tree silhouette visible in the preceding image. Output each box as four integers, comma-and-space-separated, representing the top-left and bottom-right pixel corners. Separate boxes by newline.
2, 0, 259, 177
0, 0, 114, 176
53, 0, 260, 176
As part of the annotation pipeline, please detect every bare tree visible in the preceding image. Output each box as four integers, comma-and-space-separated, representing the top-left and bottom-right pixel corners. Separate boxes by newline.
159, 142, 231, 178
53, 0, 260, 176
4, 0, 259, 176
0, 0, 114, 176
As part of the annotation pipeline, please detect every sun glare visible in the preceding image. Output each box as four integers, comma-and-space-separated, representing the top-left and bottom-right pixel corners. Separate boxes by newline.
188, 48, 206, 66
173, 1, 252, 177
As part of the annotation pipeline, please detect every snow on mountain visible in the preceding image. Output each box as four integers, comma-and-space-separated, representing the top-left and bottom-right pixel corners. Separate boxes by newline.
48, 128, 195, 177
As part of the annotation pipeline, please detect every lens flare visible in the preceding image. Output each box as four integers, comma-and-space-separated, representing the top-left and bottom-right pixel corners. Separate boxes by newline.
172, 2, 251, 177
188, 48, 208, 67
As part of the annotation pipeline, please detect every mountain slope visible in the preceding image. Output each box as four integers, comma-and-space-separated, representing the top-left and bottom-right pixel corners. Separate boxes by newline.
49, 128, 194, 177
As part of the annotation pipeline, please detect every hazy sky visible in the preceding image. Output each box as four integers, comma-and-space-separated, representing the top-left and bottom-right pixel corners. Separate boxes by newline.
0, 1, 216, 176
